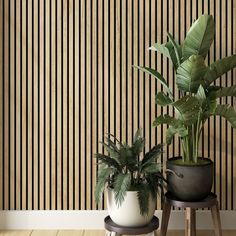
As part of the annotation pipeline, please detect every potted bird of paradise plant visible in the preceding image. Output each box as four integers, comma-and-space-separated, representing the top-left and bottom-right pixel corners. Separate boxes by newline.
135, 14, 236, 201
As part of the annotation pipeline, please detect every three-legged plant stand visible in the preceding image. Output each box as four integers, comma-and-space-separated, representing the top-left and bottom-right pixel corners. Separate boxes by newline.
104, 215, 159, 236
160, 192, 222, 236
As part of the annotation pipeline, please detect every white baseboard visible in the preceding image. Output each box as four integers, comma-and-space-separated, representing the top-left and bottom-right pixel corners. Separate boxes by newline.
0, 210, 236, 230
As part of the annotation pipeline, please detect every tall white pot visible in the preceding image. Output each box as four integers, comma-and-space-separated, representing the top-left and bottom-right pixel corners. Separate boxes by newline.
106, 188, 156, 227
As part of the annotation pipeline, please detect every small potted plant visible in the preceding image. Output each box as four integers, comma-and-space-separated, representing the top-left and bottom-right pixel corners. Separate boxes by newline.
135, 14, 236, 201
95, 130, 165, 227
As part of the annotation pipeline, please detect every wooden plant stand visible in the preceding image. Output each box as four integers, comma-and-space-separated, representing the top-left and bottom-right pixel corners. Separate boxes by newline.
104, 215, 159, 236
160, 192, 222, 236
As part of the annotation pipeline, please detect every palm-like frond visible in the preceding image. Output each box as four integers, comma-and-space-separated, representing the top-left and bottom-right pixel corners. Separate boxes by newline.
136, 184, 150, 215
141, 163, 162, 174
96, 153, 122, 172
132, 129, 145, 157
114, 173, 131, 206
141, 144, 163, 166
95, 167, 112, 204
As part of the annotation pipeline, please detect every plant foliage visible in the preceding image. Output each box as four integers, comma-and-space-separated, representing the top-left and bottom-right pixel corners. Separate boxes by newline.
95, 130, 165, 215
135, 14, 236, 164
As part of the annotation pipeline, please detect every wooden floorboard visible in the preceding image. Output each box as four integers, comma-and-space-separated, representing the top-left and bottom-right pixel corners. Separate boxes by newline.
0, 230, 32, 236
57, 230, 84, 236
0, 230, 235, 235
30, 230, 58, 236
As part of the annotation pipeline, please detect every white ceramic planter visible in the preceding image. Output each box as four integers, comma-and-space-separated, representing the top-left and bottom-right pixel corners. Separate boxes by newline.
106, 188, 156, 227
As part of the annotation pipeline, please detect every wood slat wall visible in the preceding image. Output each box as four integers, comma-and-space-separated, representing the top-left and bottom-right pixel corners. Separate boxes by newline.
0, 0, 235, 210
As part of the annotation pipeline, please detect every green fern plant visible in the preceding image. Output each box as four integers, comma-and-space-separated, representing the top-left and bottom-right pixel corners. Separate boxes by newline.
135, 14, 236, 164
95, 130, 165, 215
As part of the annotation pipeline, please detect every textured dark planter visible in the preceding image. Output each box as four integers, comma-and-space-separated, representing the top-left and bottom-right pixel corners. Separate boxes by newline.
166, 157, 213, 201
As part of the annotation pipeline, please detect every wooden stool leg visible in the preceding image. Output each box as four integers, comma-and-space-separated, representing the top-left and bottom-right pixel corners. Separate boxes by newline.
160, 201, 171, 236
185, 208, 196, 236
211, 202, 222, 236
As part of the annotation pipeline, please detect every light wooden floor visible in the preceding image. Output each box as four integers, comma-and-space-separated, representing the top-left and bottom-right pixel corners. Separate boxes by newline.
0, 230, 236, 236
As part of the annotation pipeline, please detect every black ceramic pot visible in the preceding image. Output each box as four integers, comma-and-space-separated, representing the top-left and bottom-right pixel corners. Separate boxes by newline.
166, 157, 213, 201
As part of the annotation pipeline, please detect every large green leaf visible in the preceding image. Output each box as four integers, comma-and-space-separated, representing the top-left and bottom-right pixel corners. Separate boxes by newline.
213, 85, 236, 98
214, 104, 236, 128
176, 55, 207, 92
153, 114, 178, 126
196, 85, 206, 105
204, 54, 236, 85
167, 32, 181, 66
133, 66, 173, 98
155, 92, 173, 106
172, 95, 200, 125
182, 14, 214, 60
148, 42, 170, 57
166, 125, 188, 145
148, 41, 179, 69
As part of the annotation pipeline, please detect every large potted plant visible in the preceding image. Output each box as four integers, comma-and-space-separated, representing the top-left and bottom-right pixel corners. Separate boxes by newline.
135, 14, 236, 201
95, 130, 165, 227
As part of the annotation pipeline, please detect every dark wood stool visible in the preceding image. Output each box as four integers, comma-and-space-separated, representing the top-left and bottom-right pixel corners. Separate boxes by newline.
104, 215, 159, 236
160, 192, 222, 236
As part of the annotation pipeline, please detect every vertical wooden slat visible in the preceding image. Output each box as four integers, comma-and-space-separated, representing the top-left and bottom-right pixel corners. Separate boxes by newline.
68, 0, 74, 210
27, 0, 33, 210
139, 0, 144, 150
56, 0, 62, 210
121, 0, 127, 143
221, 0, 227, 210
10, 0, 15, 210
150, 0, 155, 150
62, 0, 68, 210
144, 0, 150, 152
74, 0, 79, 210
0, 0, 3, 211
133, 0, 138, 134
91, 0, 97, 210
215, 0, 221, 208
15, 0, 21, 210
80, 0, 86, 210
50, 0, 56, 210
156, 0, 162, 210
21, 0, 27, 210
4, 0, 9, 210
39, 0, 45, 210
45, 0, 50, 210
226, 0, 232, 210
115, 0, 121, 143
127, 0, 132, 144
33, 0, 39, 210
86, 0, 92, 210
